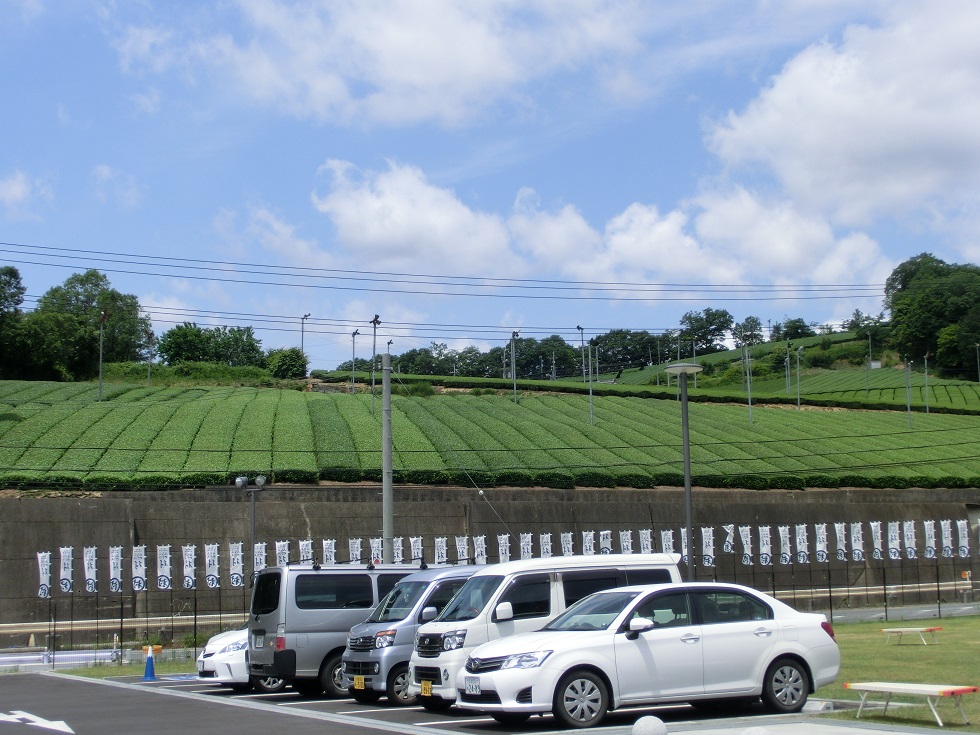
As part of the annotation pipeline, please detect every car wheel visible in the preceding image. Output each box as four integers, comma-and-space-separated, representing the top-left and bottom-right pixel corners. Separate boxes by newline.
491, 712, 531, 724
553, 670, 608, 728
292, 678, 324, 697
350, 687, 382, 703
319, 652, 346, 698
252, 675, 286, 693
420, 696, 453, 712
761, 658, 809, 713
386, 664, 417, 706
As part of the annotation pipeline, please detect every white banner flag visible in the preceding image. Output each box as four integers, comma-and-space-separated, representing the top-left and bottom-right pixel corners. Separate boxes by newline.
619, 530, 633, 554
940, 519, 953, 558
455, 536, 469, 562
759, 526, 772, 566
229, 543, 244, 587
393, 537, 404, 564
660, 529, 674, 555
59, 546, 73, 593
680, 527, 688, 564
519, 533, 533, 560
923, 520, 936, 559
369, 538, 383, 564
497, 534, 510, 563
254, 542, 267, 572
560, 532, 574, 556
205, 543, 220, 588
870, 522, 883, 560
834, 522, 847, 561
299, 539, 313, 564
348, 538, 362, 564
109, 546, 122, 592
277, 540, 291, 566
409, 537, 423, 564
738, 526, 753, 565
639, 529, 653, 554
582, 531, 596, 555
795, 524, 809, 564
322, 538, 337, 565
84, 546, 97, 593
156, 545, 172, 590
474, 536, 487, 565
701, 527, 715, 567
887, 521, 901, 560
132, 546, 146, 591
599, 530, 613, 554
903, 521, 917, 560
956, 519, 970, 558
435, 537, 448, 564
37, 551, 51, 599
778, 526, 791, 565
815, 524, 828, 563
850, 522, 865, 562
182, 545, 196, 589
722, 524, 735, 553
539, 533, 552, 559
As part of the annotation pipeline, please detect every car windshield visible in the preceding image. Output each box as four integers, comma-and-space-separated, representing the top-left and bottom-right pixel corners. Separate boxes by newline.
544, 590, 641, 631
436, 575, 504, 622
366, 580, 429, 623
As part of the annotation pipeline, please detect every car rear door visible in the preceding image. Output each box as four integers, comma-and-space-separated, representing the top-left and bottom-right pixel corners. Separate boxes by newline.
693, 588, 776, 694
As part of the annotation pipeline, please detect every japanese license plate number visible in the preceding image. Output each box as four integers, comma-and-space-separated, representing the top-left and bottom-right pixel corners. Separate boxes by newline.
353, 675, 365, 690
420, 680, 432, 697
465, 677, 481, 696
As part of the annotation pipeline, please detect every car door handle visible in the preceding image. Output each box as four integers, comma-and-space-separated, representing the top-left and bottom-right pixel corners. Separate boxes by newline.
680, 633, 701, 644
753, 628, 773, 637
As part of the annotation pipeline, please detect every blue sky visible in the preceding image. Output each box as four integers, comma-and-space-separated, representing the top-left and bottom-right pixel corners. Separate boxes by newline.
2, 1, 979, 370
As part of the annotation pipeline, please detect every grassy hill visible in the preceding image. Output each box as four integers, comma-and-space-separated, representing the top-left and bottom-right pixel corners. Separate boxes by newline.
1, 375, 978, 491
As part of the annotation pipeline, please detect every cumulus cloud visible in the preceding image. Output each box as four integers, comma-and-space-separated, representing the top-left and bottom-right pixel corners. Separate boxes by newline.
0, 169, 51, 220
708, 3, 980, 227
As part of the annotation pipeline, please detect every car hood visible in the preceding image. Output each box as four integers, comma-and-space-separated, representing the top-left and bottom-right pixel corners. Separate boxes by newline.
203, 628, 246, 653
468, 629, 576, 659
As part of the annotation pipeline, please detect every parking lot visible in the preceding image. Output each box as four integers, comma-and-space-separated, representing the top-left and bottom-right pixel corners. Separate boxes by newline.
0, 670, 867, 735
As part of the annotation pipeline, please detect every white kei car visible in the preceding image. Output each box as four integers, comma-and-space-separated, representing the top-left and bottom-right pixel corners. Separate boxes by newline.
197, 626, 285, 693
455, 582, 840, 728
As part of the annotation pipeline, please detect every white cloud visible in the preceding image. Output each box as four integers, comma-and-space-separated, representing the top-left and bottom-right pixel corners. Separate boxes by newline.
708, 3, 980, 228
508, 188, 601, 269
0, 169, 51, 220
92, 164, 143, 208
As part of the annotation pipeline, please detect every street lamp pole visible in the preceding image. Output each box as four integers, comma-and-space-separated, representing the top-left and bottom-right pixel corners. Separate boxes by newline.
98, 310, 107, 402
370, 315, 381, 415
975, 344, 979, 383
236, 475, 266, 576
796, 346, 803, 409
511, 331, 520, 404
301, 313, 311, 360
351, 329, 360, 393
576, 326, 586, 382
664, 362, 703, 581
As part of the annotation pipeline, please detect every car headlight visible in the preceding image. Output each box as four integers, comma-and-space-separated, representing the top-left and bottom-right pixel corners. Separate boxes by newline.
501, 651, 552, 669
375, 630, 397, 648
442, 630, 467, 650
219, 639, 249, 655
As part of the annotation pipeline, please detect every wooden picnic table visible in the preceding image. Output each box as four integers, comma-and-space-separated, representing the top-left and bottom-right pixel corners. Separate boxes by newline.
881, 626, 942, 645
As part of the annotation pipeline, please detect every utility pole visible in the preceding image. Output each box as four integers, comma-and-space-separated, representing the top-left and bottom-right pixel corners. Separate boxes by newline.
577, 326, 586, 382
511, 331, 519, 404
351, 329, 359, 392
370, 315, 381, 415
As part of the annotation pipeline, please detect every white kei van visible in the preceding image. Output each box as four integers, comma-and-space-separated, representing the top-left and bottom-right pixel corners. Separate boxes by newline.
407, 553, 682, 710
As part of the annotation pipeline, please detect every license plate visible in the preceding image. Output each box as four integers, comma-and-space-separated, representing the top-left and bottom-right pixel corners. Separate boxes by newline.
253, 634, 264, 649
353, 675, 365, 690
465, 677, 481, 696
420, 680, 432, 697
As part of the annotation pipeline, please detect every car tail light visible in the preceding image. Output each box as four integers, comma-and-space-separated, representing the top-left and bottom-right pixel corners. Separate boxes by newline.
821, 621, 835, 640
275, 623, 286, 651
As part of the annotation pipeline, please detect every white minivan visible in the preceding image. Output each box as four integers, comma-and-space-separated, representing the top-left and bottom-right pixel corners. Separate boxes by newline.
407, 553, 682, 711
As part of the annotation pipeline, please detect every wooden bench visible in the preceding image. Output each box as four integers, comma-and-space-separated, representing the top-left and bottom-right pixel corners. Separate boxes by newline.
844, 682, 978, 727
881, 626, 942, 645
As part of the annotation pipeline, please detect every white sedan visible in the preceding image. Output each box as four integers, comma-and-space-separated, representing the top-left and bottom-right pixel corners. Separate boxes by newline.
455, 582, 840, 728
197, 626, 285, 693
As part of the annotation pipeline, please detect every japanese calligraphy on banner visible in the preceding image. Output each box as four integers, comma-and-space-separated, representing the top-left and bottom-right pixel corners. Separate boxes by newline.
409, 537, 423, 565
582, 531, 595, 556
37, 551, 51, 599
680, 528, 688, 564
132, 546, 146, 591
254, 542, 267, 572
957, 519, 970, 558
722, 525, 735, 554
205, 544, 219, 588
941, 519, 953, 558
903, 522, 917, 560
393, 537, 404, 564
560, 532, 574, 556
109, 546, 122, 592
323, 538, 337, 565
348, 538, 362, 563
639, 529, 653, 554
276, 540, 291, 566
850, 522, 865, 562
660, 529, 674, 555
923, 521, 937, 559
539, 533, 552, 559
887, 521, 901, 560
59, 546, 73, 593
814, 524, 828, 563
795, 524, 809, 564
369, 538, 382, 563
777, 526, 791, 565
229, 543, 244, 587
474, 536, 487, 565
738, 526, 753, 565
834, 522, 847, 561
435, 537, 448, 564
182, 545, 196, 589
599, 530, 613, 554
758, 526, 772, 566
519, 533, 533, 560
701, 527, 715, 567
619, 530, 632, 555
870, 521, 883, 560
84, 546, 97, 593
455, 536, 469, 562
299, 539, 313, 564
156, 545, 171, 590
497, 534, 510, 563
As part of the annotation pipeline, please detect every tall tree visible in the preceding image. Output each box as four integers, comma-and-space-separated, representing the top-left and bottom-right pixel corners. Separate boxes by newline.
679, 308, 733, 354
0, 267, 27, 378
732, 316, 764, 347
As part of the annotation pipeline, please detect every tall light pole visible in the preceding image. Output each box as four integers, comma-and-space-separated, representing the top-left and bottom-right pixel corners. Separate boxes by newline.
576, 326, 586, 382
98, 310, 108, 401
370, 315, 381, 415
976, 344, 979, 382
351, 329, 360, 393
796, 346, 803, 410
511, 330, 520, 404
236, 475, 266, 575
300, 312, 311, 359
664, 362, 703, 581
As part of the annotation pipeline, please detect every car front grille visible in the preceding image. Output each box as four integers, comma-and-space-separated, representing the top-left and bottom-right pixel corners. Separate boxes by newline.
458, 689, 501, 704
464, 655, 507, 673
347, 636, 375, 652
414, 666, 442, 684
415, 634, 443, 658
345, 660, 375, 676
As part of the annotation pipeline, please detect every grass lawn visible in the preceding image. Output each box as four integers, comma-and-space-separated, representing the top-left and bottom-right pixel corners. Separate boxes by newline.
61, 658, 197, 679
821, 615, 980, 731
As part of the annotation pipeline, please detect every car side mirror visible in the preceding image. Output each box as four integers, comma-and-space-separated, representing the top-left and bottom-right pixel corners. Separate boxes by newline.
626, 617, 654, 640
494, 601, 514, 621
421, 606, 437, 622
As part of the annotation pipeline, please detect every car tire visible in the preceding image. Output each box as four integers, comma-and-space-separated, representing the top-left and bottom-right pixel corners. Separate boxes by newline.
252, 675, 286, 693
386, 663, 417, 706
420, 696, 453, 712
349, 687, 382, 703
761, 658, 809, 713
553, 669, 609, 728
319, 652, 347, 698
292, 678, 324, 697
491, 712, 531, 724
